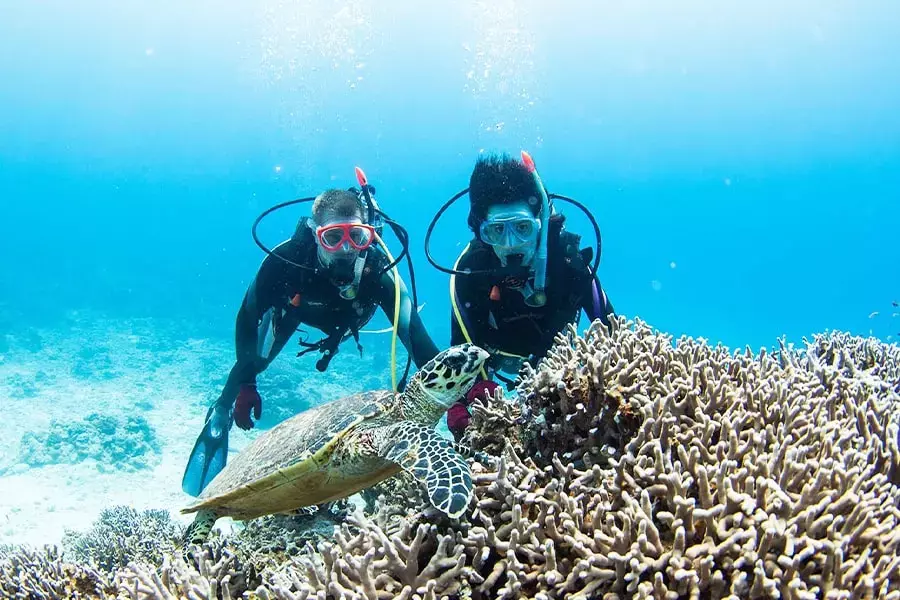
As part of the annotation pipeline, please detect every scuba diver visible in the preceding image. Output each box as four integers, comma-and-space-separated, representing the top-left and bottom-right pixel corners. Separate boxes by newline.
182, 171, 440, 496
425, 151, 615, 441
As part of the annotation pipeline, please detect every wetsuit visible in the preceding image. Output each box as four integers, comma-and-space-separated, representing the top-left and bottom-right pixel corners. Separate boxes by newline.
219, 217, 439, 400
445, 216, 614, 439
451, 215, 614, 379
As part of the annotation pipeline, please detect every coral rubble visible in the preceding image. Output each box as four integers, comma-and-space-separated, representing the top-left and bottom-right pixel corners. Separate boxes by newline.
2, 317, 898, 599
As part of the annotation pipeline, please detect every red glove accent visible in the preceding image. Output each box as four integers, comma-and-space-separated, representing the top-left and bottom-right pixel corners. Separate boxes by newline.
446, 402, 471, 438
465, 380, 500, 406
234, 383, 262, 430
448, 381, 500, 439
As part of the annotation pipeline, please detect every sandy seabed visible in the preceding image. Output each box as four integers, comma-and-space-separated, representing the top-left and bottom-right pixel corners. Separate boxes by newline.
0, 310, 401, 548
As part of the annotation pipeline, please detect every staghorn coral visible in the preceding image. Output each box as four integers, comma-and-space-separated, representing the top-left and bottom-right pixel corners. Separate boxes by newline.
460, 389, 525, 457
62, 505, 184, 574
231, 501, 352, 566
3, 318, 899, 600
271, 318, 900, 599
804, 330, 900, 383
117, 541, 259, 600
469, 318, 900, 598
514, 317, 677, 470
362, 471, 432, 536
259, 514, 469, 600
0, 544, 116, 599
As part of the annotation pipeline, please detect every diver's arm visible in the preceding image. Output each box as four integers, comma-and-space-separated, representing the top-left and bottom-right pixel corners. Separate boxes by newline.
582, 269, 615, 330
226, 244, 296, 391
231, 279, 266, 385
377, 269, 440, 368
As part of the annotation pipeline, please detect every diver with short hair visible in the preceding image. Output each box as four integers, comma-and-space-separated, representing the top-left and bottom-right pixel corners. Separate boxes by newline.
425, 151, 615, 440
182, 179, 439, 496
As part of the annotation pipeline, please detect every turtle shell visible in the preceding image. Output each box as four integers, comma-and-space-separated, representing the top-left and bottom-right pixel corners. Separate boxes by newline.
182, 390, 395, 520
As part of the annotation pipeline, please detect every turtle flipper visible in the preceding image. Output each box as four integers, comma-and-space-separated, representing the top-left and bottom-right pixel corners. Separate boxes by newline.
181, 509, 219, 554
451, 439, 490, 463
382, 422, 473, 518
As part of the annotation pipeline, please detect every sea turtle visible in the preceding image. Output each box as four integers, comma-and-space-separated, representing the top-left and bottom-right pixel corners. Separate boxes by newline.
180, 343, 489, 545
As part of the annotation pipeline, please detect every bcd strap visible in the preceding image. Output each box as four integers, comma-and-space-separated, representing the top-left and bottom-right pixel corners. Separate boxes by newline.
297, 321, 365, 373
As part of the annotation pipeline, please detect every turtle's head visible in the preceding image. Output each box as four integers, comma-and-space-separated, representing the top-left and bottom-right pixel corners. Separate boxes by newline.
411, 344, 489, 409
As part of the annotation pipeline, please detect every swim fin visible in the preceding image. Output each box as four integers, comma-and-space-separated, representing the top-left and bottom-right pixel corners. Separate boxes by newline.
181, 402, 233, 497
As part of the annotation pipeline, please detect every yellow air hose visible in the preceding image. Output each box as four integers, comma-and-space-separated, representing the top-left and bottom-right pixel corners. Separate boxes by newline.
451, 245, 532, 382
450, 244, 489, 380
375, 232, 401, 392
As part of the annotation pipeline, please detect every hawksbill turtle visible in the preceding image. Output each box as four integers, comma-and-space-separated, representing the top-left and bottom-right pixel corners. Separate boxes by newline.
180, 343, 489, 544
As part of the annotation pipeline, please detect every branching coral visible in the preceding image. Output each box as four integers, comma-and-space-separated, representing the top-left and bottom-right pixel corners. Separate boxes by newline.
460, 390, 525, 458
0, 545, 116, 599
62, 505, 184, 574
231, 501, 352, 567
362, 471, 432, 537
261, 514, 468, 600
801, 330, 900, 393
117, 541, 258, 600
284, 319, 900, 599
3, 318, 898, 600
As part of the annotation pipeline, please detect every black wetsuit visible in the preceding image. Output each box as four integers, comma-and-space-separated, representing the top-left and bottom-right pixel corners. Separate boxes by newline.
218, 217, 439, 402
450, 215, 614, 378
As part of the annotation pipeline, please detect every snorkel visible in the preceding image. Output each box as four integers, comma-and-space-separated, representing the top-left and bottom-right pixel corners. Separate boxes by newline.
520, 150, 549, 307
355, 166, 381, 231
356, 166, 407, 393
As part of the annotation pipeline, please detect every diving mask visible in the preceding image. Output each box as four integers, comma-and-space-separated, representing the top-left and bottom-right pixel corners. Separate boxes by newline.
480, 204, 540, 267
311, 218, 370, 294
479, 215, 540, 247
316, 222, 375, 252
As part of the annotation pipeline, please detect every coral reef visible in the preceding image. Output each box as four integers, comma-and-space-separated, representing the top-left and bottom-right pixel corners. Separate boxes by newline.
120, 541, 260, 600
230, 501, 353, 566
2, 318, 899, 599
801, 330, 900, 396
0, 545, 116, 599
460, 389, 525, 458
16, 412, 161, 472
3, 371, 51, 399
62, 506, 184, 574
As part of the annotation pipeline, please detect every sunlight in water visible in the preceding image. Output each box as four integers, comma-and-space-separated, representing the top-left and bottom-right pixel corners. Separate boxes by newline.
461, 0, 542, 147
255, 0, 374, 181
258, 0, 372, 89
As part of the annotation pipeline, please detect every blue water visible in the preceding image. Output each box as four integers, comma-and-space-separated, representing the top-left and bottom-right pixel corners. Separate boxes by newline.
2, 0, 898, 353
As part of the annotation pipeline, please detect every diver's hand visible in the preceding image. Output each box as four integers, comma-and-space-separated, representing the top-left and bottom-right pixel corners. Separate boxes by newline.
467, 380, 500, 405
234, 383, 262, 430
447, 401, 471, 441
447, 381, 501, 441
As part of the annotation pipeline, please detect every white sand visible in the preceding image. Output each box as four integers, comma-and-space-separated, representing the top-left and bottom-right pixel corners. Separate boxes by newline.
0, 311, 402, 548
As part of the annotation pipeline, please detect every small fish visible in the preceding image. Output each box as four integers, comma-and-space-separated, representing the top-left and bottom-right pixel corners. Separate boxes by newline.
894, 300, 899, 307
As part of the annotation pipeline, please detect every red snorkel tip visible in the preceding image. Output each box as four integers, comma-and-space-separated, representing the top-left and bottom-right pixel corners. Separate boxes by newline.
520, 150, 536, 173
354, 166, 368, 187
522, 150, 534, 173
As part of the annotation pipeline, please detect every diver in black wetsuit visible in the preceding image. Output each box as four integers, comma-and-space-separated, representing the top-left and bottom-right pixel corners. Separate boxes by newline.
425, 151, 616, 440
182, 186, 439, 496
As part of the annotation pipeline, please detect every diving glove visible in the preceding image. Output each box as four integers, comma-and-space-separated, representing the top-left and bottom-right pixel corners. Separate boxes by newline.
234, 383, 262, 430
